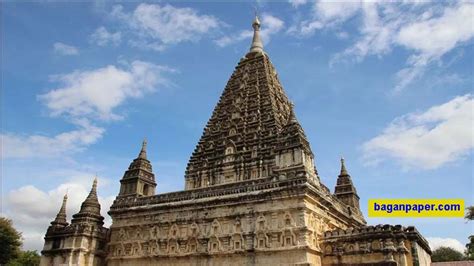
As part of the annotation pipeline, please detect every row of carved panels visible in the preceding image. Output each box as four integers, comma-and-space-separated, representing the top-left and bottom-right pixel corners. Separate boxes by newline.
112, 214, 299, 242
323, 238, 409, 255
111, 208, 340, 242
109, 231, 304, 258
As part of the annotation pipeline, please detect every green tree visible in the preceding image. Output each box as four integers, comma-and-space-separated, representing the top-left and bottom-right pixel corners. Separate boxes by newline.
466, 236, 474, 260
466, 206, 474, 221
466, 206, 474, 260
0, 217, 22, 264
432, 247, 465, 262
7, 250, 40, 266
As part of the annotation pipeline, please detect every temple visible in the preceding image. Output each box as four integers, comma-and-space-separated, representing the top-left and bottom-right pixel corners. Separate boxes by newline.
40, 15, 431, 266
40, 179, 108, 265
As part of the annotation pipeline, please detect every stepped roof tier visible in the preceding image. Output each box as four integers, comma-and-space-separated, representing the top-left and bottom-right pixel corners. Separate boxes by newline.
71, 178, 105, 226
101, 14, 430, 266
184, 16, 318, 190
50, 194, 68, 228
42, 15, 432, 266
111, 15, 365, 227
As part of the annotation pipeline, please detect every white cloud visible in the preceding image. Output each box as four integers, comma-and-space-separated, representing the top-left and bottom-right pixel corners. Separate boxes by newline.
290, 0, 362, 37
314, 0, 362, 25
427, 237, 466, 253
1, 119, 104, 159
40, 60, 174, 121
396, 4, 474, 58
329, 3, 394, 66
53, 42, 79, 55
111, 4, 219, 51
336, 31, 349, 40
214, 14, 284, 48
292, 1, 474, 92
289, 0, 308, 8
394, 3, 474, 92
363, 94, 473, 169
2, 60, 173, 159
3, 175, 114, 251
90, 26, 121, 46
298, 21, 324, 36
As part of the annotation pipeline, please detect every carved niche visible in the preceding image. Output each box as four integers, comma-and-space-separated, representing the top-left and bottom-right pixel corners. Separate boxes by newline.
255, 214, 269, 248
279, 212, 296, 247
149, 225, 159, 240
231, 219, 244, 251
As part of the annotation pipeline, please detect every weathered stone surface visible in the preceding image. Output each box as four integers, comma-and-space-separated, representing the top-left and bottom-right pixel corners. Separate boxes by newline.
40, 15, 431, 266
40, 179, 108, 266
107, 175, 364, 265
322, 225, 431, 266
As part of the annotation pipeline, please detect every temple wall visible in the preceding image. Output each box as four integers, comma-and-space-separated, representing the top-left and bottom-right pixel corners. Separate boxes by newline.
40, 227, 107, 266
107, 249, 320, 266
321, 225, 431, 266
415, 242, 432, 266
107, 181, 359, 266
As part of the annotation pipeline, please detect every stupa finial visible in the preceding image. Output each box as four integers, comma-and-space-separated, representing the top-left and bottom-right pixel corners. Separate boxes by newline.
51, 193, 69, 227
249, 12, 264, 54
340, 156, 348, 176
138, 138, 147, 159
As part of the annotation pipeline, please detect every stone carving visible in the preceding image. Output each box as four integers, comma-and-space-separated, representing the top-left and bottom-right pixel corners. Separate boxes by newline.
210, 219, 221, 236
134, 228, 142, 240
283, 212, 294, 228
187, 238, 198, 253
256, 215, 266, 232
209, 236, 221, 253
41, 15, 431, 266
119, 228, 127, 240
189, 222, 199, 238
169, 224, 179, 239
167, 239, 179, 254
149, 226, 159, 239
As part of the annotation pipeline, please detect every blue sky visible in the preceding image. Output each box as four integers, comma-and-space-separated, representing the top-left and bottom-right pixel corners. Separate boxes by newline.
1, 1, 473, 252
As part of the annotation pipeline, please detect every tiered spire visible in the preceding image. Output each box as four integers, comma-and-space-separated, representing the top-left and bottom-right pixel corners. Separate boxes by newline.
138, 139, 147, 159
249, 14, 264, 54
277, 105, 313, 155
185, 16, 317, 189
340, 157, 348, 176
71, 177, 104, 226
51, 193, 68, 227
334, 157, 361, 212
287, 104, 298, 124
118, 140, 156, 197
128, 139, 152, 172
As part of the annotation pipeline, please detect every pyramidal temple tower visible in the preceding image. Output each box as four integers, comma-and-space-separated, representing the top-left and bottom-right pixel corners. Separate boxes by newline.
184, 15, 319, 190
40, 178, 108, 266
41, 15, 431, 266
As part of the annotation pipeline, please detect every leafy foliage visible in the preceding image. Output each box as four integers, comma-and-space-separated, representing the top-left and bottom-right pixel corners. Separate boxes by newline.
466, 206, 474, 260
466, 236, 474, 261
7, 250, 40, 266
0, 217, 22, 265
466, 206, 474, 221
432, 247, 465, 262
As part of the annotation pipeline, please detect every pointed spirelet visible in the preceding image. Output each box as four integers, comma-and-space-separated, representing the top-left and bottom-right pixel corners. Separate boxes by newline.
249, 14, 264, 53
71, 177, 104, 225
138, 138, 148, 159
51, 193, 68, 227
79, 177, 100, 214
287, 103, 298, 124
91, 177, 98, 194
340, 157, 348, 176
334, 157, 361, 212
